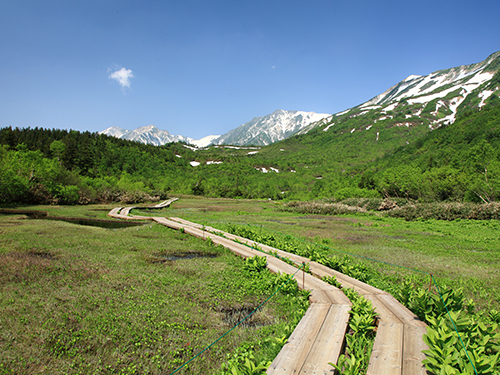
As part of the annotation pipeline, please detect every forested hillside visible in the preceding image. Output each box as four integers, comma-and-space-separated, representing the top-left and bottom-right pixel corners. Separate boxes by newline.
0, 128, 189, 204
1, 102, 499, 205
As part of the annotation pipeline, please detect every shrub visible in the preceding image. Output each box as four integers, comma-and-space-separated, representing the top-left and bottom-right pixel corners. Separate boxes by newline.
56, 185, 80, 205
388, 202, 500, 221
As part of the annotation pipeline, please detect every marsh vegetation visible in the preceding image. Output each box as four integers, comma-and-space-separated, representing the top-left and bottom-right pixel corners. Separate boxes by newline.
2, 198, 500, 374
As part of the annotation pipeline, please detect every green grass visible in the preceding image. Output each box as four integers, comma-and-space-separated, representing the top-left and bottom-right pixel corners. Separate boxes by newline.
0, 205, 306, 374
3, 197, 500, 373
150, 197, 500, 312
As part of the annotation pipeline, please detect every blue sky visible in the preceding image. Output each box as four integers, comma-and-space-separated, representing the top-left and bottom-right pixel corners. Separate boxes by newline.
1, 0, 499, 139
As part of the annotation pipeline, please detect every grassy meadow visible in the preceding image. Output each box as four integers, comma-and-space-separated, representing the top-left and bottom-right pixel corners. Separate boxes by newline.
1, 196, 500, 374
0, 203, 307, 374
154, 196, 500, 312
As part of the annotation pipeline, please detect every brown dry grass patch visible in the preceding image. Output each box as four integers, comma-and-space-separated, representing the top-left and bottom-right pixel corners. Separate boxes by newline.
0, 250, 101, 284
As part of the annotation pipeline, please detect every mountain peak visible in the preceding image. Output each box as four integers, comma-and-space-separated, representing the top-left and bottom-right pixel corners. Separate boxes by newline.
404, 75, 422, 82
213, 109, 331, 146
132, 124, 170, 136
298, 51, 500, 137
100, 125, 218, 147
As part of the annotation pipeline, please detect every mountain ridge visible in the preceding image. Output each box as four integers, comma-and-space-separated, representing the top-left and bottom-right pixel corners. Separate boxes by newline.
212, 109, 331, 146
100, 125, 218, 147
100, 109, 331, 147
100, 51, 499, 149
298, 51, 500, 136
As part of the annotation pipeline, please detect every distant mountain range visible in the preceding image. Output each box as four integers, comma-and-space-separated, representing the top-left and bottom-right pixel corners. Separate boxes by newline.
100, 110, 330, 147
99, 125, 218, 147
101, 51, 500, 147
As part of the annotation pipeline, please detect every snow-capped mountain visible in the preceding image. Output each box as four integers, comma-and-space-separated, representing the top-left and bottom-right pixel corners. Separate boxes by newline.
189, 135, 220, 147
100, 125, 218, 147
212, 109, 331, 146
300, 51, 500, 135
100, 110, 330, 147
100, 126, 131, 139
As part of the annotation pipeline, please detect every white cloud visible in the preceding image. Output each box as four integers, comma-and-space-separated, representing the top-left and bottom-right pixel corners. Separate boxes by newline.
108, 67, 134, 89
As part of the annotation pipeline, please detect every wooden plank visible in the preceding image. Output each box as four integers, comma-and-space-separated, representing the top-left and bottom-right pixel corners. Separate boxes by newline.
378, 294, 426, 327
307, 288, 333, 305
254, 242, 309, 264
207, 235, 259, 259
367, 321, 404, 375
366, 295, 403, 324
108, 207, 122, 217
298, 304, 351, 374
266, 255, 303, 275
267, 303, 331, 374
402, 325, 428, 375
153, 217, 184, 230
120, 207, 135, 216
310, 262, 388, 296
148, 197, 178, 208
323, 287, 351, 306
170, 218, 311, 265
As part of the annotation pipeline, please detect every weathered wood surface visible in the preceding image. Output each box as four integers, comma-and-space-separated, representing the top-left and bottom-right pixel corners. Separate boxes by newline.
367, 321, 404, 375
298, 304, 351, 374
109, 206, 428, 374
169, 215, 429, 375
148, 197, 179, 209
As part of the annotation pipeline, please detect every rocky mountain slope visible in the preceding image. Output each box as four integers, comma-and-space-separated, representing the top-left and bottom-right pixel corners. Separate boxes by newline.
101, 52, 499, 149
299, 51, 500, 135
212, 109, 331, 146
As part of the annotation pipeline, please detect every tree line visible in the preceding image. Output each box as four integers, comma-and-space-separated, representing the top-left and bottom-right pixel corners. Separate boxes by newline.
1, 102, 499, 205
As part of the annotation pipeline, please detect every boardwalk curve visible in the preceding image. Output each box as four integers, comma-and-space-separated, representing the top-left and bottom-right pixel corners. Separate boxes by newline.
108, 203, 428, 374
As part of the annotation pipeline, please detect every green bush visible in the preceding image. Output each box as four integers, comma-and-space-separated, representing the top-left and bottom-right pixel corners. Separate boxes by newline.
423, 311, 500, 375
244, 256, 268, 273
55, 185, 80, 205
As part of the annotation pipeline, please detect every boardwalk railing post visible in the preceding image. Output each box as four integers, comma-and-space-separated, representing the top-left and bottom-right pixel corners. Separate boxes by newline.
302, 262, 305, 289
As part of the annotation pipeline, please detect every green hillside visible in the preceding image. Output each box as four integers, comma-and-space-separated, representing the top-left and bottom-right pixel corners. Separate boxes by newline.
1, 67, 500, 205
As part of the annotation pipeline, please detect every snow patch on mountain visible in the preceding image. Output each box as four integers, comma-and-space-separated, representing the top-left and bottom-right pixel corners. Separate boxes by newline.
323, 123, 334, 132
405, 75, 422, 82
298, 51, 500, 136
336, 109, 350, 116
479, 90, 495, 107
190, 135, 220, 147
100, 126, 131, 138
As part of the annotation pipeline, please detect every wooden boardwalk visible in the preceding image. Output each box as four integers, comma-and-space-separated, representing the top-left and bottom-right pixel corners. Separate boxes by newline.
109, 206, 428, 375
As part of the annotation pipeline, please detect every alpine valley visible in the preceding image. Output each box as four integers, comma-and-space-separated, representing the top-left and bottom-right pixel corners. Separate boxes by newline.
1, 51, 500, 204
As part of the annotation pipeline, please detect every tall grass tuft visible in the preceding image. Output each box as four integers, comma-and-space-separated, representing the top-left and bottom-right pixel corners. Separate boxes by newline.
282, 199, 500, 221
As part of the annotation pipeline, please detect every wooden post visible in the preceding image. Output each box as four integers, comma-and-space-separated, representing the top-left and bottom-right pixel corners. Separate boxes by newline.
428, 273, 433, 292
302, 262, 305, 290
